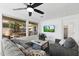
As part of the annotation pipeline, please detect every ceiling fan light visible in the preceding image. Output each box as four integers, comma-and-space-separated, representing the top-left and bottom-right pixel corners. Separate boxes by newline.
27, 7, 34, 12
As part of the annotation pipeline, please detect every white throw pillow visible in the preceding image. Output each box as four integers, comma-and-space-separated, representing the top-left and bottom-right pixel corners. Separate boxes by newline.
59, 39, 65, 46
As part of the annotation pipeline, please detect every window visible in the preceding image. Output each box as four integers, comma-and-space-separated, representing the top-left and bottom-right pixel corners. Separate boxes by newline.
28, 22, 38, 36
2, 16, 26, 38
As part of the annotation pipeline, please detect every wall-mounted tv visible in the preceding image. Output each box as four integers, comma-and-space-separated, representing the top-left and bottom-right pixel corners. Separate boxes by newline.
43, 25, 55, 32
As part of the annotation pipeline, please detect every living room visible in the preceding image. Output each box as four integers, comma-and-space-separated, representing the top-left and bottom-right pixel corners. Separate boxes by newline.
0, 3, 79, 56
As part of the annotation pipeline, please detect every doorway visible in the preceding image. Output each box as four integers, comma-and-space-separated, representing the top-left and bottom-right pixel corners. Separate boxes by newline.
64, 25, 68, 39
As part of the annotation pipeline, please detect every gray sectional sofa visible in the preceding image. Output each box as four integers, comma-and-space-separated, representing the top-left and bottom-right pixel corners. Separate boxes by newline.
1, 35, 46, 56
1, 38, 25, 56
49, 43, 78, 56
1, 35, 78, 56
49, 37, 78, 56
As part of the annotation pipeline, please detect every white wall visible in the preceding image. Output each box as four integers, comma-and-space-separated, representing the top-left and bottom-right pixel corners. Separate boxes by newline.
0, 11, 2, 55
39, 14, 79, 45
39, 18, 63, 41
62, 14, 79, 45
26, 20, 29, 37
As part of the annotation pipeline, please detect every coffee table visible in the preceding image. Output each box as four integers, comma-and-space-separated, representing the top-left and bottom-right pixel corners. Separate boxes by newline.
31, 40, 49, 53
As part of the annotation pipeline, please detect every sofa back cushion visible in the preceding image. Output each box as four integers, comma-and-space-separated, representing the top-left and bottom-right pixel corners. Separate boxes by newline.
63, 37, 76, 48
15, 35, 38, 42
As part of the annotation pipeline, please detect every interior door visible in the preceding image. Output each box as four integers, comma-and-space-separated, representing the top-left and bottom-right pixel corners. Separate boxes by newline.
64, 25, 68, 39
64, 24, 74, 39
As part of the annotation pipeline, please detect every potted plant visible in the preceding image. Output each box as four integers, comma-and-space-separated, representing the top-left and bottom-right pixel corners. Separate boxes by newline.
39, 33, 47, 41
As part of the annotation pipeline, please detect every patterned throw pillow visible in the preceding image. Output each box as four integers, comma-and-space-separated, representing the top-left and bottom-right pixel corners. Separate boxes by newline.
24, 48, 47, 56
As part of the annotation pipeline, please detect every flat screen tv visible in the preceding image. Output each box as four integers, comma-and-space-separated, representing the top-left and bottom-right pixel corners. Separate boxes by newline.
43, 25, 55, 32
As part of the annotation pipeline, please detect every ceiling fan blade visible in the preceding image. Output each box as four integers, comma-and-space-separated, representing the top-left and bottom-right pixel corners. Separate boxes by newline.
29, 12, 32, 16
34, 9, 44, 14
13, 8, 27, 10
31, 3, 43, 8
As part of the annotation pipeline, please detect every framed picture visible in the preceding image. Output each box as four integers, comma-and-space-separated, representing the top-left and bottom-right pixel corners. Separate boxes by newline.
43, 25, 55, 32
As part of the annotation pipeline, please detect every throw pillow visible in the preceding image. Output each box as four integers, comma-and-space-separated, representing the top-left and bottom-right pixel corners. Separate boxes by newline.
63, 37, 76, 48
55, 39, 61, 44
59, 39, 65, 46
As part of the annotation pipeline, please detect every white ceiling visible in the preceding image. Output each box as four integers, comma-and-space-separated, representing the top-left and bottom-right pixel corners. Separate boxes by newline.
0, 3, 79, 22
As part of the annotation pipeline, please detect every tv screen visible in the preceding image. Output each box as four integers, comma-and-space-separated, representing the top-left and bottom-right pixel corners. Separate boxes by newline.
43, 25, 55, 32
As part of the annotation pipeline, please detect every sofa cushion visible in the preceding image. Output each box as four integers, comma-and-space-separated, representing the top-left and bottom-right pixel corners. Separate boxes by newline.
11, 39, 30, 49
16, 43, 25, 49
49, 43, 78, 56
2, 38, 25, 56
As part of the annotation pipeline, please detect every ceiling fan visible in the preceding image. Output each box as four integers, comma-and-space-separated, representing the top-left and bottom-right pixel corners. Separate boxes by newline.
13, 3, 44, 16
